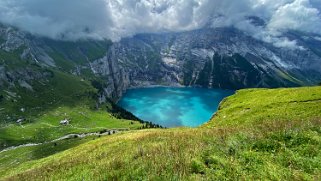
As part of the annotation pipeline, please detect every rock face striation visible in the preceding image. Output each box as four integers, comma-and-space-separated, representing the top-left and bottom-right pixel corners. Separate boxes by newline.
1, 24, 321, 101
89, 28, 321, 100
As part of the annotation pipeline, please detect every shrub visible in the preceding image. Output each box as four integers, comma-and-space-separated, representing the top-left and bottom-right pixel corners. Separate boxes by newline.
91, 80, 105, 92
203, 155, 225, 169
191, 159, 206, 174
100, 129, 107, 134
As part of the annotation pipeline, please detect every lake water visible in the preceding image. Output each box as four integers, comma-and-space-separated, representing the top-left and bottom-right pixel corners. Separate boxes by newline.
117, 87, 234, 127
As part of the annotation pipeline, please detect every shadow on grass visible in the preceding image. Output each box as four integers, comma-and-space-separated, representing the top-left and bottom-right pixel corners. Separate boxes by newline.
30, 136, 96, 161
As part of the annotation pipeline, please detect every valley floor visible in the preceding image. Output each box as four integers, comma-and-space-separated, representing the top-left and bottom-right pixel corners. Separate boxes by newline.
1, 86, 321, 180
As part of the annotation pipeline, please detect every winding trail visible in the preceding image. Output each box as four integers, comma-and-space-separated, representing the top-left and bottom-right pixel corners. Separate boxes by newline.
0, 128, 129, 153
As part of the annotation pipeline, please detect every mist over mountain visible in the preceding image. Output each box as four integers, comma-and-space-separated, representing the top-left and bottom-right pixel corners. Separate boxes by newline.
2, 1, 321, 180
1, 1, 321, 118
1, 0, 321, 49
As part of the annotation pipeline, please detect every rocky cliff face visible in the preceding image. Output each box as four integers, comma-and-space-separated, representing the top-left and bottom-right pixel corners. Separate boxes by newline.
0, 24, 113, 100
90, 48, 130, 100
106, 28, 321, 92
1, 24, 321, 102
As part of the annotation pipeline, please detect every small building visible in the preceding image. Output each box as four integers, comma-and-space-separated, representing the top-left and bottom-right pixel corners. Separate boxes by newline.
60, 119, 69, 125
16, 118, 24, 124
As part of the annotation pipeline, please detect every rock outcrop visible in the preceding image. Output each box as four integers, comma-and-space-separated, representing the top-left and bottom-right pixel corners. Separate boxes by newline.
1, 24, 321, 101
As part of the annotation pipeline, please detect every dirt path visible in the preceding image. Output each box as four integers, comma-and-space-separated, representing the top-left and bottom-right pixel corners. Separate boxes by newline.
0, 128, 128, 153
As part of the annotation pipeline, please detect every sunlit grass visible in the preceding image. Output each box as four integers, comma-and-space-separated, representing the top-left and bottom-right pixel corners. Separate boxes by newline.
1, 86, 321, 180
2, 119, 321, 180
0, 105, 142, 149
205, 86, 321, 127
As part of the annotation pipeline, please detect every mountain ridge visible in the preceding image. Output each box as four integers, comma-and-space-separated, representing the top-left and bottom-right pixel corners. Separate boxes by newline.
1, 23, 321, 180
1, 24, 321, 104
1, 23, 321, 126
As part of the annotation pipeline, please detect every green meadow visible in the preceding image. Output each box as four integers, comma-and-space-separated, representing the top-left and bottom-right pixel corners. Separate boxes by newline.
1, 86, 321, 180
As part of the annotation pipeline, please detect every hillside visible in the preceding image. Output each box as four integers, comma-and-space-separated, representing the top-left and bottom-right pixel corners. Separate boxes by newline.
1, 2, 321, 180
0, 25, 153, 150
105, 28, 321, 90
0, 67, 146, 148
206, 86, 321, 127
1, 86, 321, 180
2, 24, 321, 104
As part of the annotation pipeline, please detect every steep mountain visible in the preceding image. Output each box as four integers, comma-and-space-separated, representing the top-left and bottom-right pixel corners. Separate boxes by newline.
0, 24, 149, 150
104, 28, 321, 91
1, 24, 321, 115
1, 22, 321, 181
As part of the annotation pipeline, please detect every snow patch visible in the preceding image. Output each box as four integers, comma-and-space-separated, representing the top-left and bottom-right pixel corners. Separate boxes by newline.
270, 54, 291, 69
191, 48, 214, 59
314, 36, 321, 42
19, 80, 33, 91
162, 56, 177, 66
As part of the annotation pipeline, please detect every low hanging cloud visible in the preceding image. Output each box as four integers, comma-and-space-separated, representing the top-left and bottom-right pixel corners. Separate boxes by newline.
0, 0, 321, 49
0, 0, 114, 40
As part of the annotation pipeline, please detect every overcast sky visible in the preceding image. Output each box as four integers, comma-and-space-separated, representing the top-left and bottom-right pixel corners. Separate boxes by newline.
0, 0, 320, 48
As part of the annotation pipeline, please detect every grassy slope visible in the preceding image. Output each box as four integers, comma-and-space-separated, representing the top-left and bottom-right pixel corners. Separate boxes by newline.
0, 40, 148, 178
0, 41, 146, 149
0, 136, 97, 177
1, 86, 321, 180
205, 86, 321, 127
43, 39, 111, 72
0, 70, 143, 149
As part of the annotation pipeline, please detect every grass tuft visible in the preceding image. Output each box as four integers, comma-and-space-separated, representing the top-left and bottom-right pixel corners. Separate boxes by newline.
1, 86, 321, 180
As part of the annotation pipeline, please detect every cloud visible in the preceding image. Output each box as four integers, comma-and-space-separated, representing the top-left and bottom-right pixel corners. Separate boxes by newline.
0, 0, 113, 40
267, 0, 321, 34
0, 0, 320, 49
205, 0, 321, 49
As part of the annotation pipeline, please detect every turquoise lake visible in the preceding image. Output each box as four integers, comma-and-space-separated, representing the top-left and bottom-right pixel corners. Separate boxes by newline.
118, 87, 234, 128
